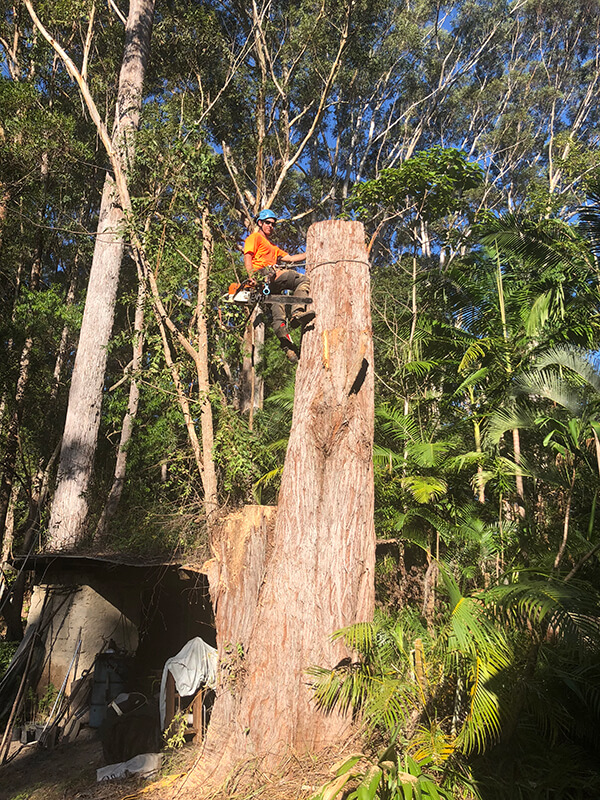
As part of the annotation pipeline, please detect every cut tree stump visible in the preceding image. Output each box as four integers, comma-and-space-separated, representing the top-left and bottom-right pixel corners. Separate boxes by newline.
191, 220, 375, 788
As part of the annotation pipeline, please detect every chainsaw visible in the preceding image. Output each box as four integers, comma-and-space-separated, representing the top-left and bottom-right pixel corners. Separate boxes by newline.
218, 278, 313, 330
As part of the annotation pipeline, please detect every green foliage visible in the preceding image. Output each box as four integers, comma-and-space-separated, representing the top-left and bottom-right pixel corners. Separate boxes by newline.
214, 407, 263, 502
352, 148, 483, 222
0, 641, 18, 677
311, 571, 600, 799
312, 748, 456, 800
19, 683, 58, 726
163, 711, 188, 750
3, 3, 600, 794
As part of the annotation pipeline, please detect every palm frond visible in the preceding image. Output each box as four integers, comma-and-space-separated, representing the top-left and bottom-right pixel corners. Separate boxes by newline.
409, 441, 452, 469
454, 367, 489, 395
330, 621, 375, 657
524, 291, 552, 336
403, 359, 438, 377
485, 406, 539, 446
479, 213, 582, 272
376, 404, 421, 443
533, 345, 600, 395
395, 506, 456, 545
373, 444, 405, 471
263, 381, 296, 412
484, 576, 600, 654
401, 475, 448, 504
252, 466, 283, 497
513, 369, 584, 416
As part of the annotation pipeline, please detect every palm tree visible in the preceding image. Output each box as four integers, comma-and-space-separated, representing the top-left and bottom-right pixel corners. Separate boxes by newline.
310, 569, 600, 800
487, 345, 600, 573
437, 210, 600, 528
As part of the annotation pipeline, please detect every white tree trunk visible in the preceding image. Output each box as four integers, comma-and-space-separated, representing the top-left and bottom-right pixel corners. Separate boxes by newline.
46, 0, 155, 550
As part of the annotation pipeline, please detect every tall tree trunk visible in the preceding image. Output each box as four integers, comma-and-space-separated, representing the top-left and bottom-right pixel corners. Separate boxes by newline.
0, 184, 8, 251
0, 260, 76, 637
470, 387, 486, 504
496, 253, 526, 517
0, 334, 35, 539
45, 0, 155, 551
154, 311, 206, 480
512, 427, 526, 517
151, 228, 219, 520
191, 220, 375, 787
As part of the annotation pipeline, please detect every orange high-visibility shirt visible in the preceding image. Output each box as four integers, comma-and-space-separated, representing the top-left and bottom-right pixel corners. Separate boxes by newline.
243, 231, 288, 272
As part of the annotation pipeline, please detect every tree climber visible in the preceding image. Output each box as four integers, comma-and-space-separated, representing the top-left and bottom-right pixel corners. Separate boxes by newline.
243, 209, 315, 363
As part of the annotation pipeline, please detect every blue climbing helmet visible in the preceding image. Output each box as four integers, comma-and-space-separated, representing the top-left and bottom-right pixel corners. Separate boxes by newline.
256, 209, 277, 222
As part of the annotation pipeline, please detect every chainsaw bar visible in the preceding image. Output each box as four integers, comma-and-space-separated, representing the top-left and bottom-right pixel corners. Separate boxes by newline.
218, 280, 313, 332
259, 294, 313, 305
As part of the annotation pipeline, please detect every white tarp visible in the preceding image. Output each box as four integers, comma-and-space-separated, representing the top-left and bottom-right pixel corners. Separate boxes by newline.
97, 752, 163, 781
159, 637, 218, 729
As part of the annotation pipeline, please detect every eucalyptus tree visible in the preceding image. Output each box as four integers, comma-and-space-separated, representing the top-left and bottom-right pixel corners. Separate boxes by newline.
322, 0, 600, 220
0, 1, 107, 635
433, 0, 600, 215
28, 0, 157, 551
350, 146, 483, 430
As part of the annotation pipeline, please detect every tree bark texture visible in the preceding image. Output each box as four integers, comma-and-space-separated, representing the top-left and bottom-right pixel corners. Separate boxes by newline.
46, 0, 155, 551
192, 220, 375, 786
240, 309, 264, 421
197, 210, 219, 519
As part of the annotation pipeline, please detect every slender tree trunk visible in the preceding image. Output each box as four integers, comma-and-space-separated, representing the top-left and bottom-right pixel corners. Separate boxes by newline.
512, 427, 526, 516
153, 229, 219, 520
0, 259, 22, 439
154, 311, 206, 481
0, 184, 9, 251
94, 278, 146, 540
240, 309, 264, 421
0, 259, 76, 635
237, 6, 268, 410
0, 483, 22, 640
496, 253, 526, 517
472, 401, 486, 504
554, 466, 577, 570
466, 386, 486, 505
191, 220, 375, 787
0, 445, 59, 640
197, 210, 218, 519
49, 260, 79, 404
0, 336, 34, 539
46, 0, 155, 551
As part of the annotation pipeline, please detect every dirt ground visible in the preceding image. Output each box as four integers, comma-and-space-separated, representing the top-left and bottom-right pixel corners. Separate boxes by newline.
0, 727, 336, 800
0, 728, 198, 800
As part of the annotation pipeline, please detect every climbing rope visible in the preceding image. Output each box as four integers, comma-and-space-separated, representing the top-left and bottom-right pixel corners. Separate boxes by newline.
311, 259, 371, 270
